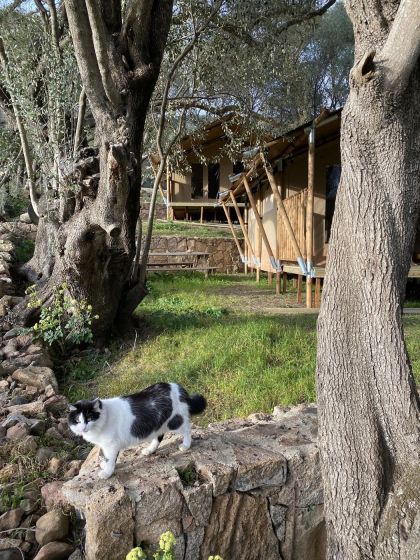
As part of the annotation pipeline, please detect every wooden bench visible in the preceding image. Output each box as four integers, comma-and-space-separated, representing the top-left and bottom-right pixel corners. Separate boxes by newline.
147, 251, 216, 278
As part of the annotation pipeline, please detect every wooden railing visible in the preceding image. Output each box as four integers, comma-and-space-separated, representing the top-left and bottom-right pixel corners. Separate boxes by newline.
278, 189, 307, 261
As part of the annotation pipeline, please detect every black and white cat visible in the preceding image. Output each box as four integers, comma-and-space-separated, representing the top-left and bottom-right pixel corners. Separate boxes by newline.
68, 382, 207, 479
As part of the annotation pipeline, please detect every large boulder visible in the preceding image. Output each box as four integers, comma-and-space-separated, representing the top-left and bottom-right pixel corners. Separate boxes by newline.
35, 511, 69, 546
64, 405, 323, 560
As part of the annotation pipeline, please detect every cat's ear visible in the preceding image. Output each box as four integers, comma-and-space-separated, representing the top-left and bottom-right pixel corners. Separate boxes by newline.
93, 398, 102, 411
68, 404, 77, 412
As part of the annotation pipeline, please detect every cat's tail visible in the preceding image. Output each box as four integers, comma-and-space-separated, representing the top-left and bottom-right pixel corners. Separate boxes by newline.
188, 393, 207, 415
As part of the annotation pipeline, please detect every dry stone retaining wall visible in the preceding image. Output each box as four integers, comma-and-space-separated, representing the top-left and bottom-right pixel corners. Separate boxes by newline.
63, 405, 325, 560
148, 235, 243, 273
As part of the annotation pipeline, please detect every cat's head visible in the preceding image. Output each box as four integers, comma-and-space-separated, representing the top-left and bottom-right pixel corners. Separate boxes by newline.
68, 398, 103, 436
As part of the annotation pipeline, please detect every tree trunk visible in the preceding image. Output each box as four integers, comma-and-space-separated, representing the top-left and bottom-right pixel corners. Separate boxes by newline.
317, 1, 420, 558
17, 0, 173, 340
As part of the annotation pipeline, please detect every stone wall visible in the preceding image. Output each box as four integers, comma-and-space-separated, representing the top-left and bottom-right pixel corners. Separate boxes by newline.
63, 405, 325, 560
148, 235, 243, 273
140, 202, 167, 220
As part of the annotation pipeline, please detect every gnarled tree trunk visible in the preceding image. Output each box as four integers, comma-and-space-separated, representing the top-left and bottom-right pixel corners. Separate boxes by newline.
317, 1, 420, 558
20, 0, 173, 339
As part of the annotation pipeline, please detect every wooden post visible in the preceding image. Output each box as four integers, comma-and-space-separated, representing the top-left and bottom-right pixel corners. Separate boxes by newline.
268, 271, 273, 285
306, 124, 316, 308
256, 190, 263, 283
297, 275, 303, 304
282, 272, 287, 294
261, 154, 306, 271
243, 176, 278, 273
229, 192, 257, 272
200, 206, 204, 224
166, 161, 171, 220
222, 202, 246, 263
315, 277, 322, 308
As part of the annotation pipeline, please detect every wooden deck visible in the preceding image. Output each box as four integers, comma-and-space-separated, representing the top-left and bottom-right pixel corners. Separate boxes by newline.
282, 263, 420, 279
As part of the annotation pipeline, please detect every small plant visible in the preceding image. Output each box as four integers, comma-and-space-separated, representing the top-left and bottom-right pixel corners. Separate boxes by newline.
126, 532, 223, 560
25, 283, 98, 350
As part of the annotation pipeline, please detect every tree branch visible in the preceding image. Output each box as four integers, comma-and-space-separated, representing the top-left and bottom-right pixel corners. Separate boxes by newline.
46, 0, 60, 51
73, 87, 87, 158
379, 0, 420, 93
0, 36, 39, 217
65, 0, 113, 121
85, 0, 123, 109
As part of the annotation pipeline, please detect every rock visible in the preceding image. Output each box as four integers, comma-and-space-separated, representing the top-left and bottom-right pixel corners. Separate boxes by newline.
0, 509, 24, 531
2, 414, 29, 429
3, 329, 20, 340
12, 366, 58, 392
9, 395, 29, 406
48, 458, 63, 475
44, 395, 68, 416
45, 427, 62, 441
0, 379, 8, 391
36, 448, 56, 465
18, 435, 38, 454
35, 510, 70, 546
67, 550, 83, 560
0, 427, 6, 438
83, 483, 134, 560
33, 541, 74, 560
44, 385, 56, 398
19, 212, 32, 224
0, 549, 24, 560
6, 400, 45, 416
200, 492, 280, 560
30, 420, 47, 436
14, 334, 32, 348
0, 539, 23, 552
20, 497, 38, 514
62, 461, 82, 480
6, 422, 29, 441
41, 482, 68, 511
25, 344, 43, 355
25, 385, 39, 398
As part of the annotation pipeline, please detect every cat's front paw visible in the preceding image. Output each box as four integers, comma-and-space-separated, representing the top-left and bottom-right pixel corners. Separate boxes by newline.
179, 444, 191, 452
141, 447, 153, 456
98, 468, 114, 479
100, 460, 107, 470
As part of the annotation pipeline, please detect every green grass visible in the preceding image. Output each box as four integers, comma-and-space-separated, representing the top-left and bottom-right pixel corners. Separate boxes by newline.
14, 238, 35, 264
59, 274, 420, 425
148, 219, 242, 239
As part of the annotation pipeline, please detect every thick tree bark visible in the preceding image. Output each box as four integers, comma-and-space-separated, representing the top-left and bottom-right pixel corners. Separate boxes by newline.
317, 1, 420, 558
18, 0, 173, 339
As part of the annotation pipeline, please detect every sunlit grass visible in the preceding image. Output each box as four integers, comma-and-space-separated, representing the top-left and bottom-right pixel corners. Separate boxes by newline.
59, 274, 420, 424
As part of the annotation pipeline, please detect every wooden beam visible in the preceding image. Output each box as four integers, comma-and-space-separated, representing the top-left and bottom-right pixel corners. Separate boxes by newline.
297, 274, 303, 304
261, 154, 306, 273
315, 277, 322, 308
306, 124, 316, 308
243, 176, 279, 271
229, 192, 258, 269
222, 202, 245, 263
256, 191, 263, 283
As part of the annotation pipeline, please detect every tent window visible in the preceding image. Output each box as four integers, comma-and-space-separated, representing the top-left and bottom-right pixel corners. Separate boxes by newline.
233, 161, 244, 174
325, 165, 341, 243
191, 163, 203, 198
208, 163, 220, 199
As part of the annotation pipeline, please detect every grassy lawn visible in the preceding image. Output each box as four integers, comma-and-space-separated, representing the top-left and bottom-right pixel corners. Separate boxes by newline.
59, 274, 420, 425
148, 219, 242, 239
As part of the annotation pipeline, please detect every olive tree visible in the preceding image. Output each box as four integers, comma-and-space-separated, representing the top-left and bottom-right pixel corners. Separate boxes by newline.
317, 0, 420, 557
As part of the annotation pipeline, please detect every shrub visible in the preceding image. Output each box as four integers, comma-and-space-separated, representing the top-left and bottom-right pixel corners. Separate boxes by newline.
25, 283, 98, 351
126, 531, 223, 560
